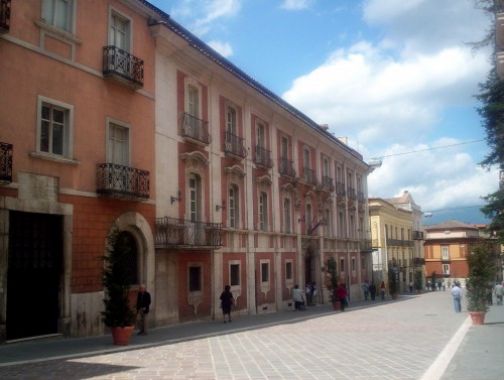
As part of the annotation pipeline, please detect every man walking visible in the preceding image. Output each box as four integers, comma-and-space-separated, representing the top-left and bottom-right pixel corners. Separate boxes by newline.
495, 281, 503, 305
136, 284, 151, 335
451, 281, 462, 313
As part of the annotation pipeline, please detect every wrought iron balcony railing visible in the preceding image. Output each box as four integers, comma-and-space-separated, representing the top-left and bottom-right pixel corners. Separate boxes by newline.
387, 238, 414, 247
155, 217, 222, 248
413, 230, 424, 240
96, 163, 150, 200
254, 145, 273, 168
347, 187, 356, 200
413, 257, 425, 266
0, 0, 11, 33
0, 142, 13, 183
279, 157, 296, 178
103, 46, 144, 88
181, 112, 210, 145
335, 182, 346, 197
359, 239, 373, 253
357, 191, 365, 203
321, 176, 334, 191
224, 131, 246, 158
303, 167, 317, 186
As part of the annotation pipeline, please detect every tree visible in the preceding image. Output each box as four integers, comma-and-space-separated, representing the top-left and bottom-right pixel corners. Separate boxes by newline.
477, 1, 504, 242
466, 243, 497, 312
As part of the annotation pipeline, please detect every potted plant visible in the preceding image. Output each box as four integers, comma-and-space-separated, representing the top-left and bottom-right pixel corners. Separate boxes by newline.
466, 243, 497, 325
326, 257, 341, 310
102, 228, 136, 345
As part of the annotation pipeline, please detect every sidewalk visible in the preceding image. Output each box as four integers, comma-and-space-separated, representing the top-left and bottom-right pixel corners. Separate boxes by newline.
0, 298, 388, 367
441, 303, 504, 380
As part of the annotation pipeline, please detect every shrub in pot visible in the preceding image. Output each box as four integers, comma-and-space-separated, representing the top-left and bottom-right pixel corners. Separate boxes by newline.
327, 257, 341, 310
102, 228, 136, 345
466, 243, 497, 325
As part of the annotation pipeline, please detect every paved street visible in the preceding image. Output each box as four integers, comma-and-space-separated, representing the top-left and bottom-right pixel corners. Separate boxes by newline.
0, 291, 502, 379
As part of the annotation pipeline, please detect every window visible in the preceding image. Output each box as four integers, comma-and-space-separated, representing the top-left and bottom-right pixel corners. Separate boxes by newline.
347, 170, 352, 188
336, 166, 342, 182
230, 263, 240, 287
38, 98, 73, 157
323, 157, 329, 177
324, 209, 332, 237
350, 214, 355, 238
339, 211, 345, 238
259, 192, 268, 231
385, 224, 388, 239
401, 228, 404, 240
285, 261, 293, 280
42, 0, 74, 32
189, 174, 202, 222
442, 264, 450, 275
257, 123, 265, 148
340, 258, 345, 273
226, 106, 237, 135
109, 11, 130, 51
281, 137, 288, 159
108, 122, 129, 165
441, 246, 450, 260
186, 84, 200, 118
189, 265, 201, 292
303, 148, 310, 169
283, 198, 291, 233
261, 262, 269, 283
361, 257, 366, 270
305, 203, 312, 233
228, 185, 239, 228
351, 257, 356, 272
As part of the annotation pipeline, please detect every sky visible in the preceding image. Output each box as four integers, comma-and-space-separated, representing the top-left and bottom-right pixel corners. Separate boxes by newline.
150, 0, 498, 224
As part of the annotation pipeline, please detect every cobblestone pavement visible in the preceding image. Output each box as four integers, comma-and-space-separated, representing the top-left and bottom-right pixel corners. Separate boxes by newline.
0, 292, 471, 379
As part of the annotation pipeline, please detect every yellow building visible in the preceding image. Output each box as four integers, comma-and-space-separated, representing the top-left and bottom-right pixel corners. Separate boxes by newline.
369, 192, 424, 293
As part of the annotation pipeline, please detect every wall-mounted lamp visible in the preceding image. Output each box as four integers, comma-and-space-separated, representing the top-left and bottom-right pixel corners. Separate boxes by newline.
170, 191, 181, 205
216, 203, 226, 212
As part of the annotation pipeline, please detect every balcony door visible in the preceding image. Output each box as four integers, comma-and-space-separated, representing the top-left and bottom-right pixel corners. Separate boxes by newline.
108, 123, 129, 166
188, 173, 204, 244
109, 12, 130, 51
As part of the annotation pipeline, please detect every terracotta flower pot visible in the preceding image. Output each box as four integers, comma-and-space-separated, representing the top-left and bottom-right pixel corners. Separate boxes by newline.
111, 325, 134, 345
469, 311, 486, 325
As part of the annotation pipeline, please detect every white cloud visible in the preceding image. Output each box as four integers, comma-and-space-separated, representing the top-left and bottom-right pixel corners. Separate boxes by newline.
367, 141, 499, 211
171, 0, 241, 36
207, 40, 234, 57
283, 44, 489, 146
281, 0, 314, 11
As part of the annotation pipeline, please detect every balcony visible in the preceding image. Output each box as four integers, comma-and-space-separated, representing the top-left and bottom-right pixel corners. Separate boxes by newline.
387, 239, 414, 247
155, 217, 222, 248
347, 187, 356, 201
413, 230, 424, 240
335, 182, 346, 197
359, 239, 373, 253
224, 131, 246, 159
0, 0, 10, 33
181, 113, 210, 145
254, 145, 273, 168
279, 157, 296, 178
321, 176, 334, 191
102, 46, 144, 88
0, 142, 12, 183
413, 257, 425, 266
96, 163, 150, 200
303, 167, 317, 186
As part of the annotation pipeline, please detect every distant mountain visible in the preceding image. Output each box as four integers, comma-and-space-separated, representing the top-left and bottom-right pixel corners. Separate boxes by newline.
422, 205, 490, 226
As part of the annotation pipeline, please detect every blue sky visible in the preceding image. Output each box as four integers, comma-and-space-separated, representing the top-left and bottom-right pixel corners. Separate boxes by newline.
150, 0, 497, 222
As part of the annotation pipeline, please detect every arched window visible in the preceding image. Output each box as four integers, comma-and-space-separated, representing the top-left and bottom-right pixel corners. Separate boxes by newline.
305, 203, 312, 234
228, 184, 239, 228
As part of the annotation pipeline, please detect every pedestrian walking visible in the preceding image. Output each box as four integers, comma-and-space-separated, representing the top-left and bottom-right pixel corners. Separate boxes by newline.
305, 283, 313, 306
220, 285, 234, 323
362, 281, 369, 301
311, 282, 318, 305
380, 281, 386, 301
136, 284, 151, 335
495, 282, 503, 305
409, 281, 413, 294
451, 281, 462, 313
337, 283, 348, 311
369, 282, 377, 301
292, 284, 305, 311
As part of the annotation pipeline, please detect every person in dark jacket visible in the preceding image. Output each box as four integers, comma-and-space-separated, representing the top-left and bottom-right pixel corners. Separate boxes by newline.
220, 285, 235, 323
336, 283, 348, 311
136, 284, 151, 335
369, 282, 377, 301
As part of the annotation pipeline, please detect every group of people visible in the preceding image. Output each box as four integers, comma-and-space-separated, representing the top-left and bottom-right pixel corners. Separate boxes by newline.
450, 280, 504, 313
361, 281, 387, 301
